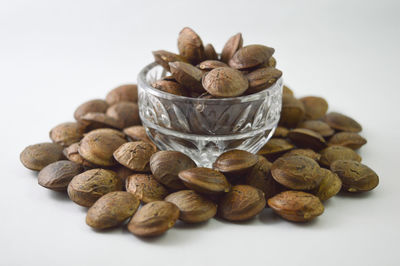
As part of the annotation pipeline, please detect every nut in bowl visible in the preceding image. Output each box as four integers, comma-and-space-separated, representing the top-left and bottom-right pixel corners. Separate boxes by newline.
137, 63, 282, 167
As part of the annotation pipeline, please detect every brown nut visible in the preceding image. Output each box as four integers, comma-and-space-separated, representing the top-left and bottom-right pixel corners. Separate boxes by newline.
79, 128, 127, 167
150, 151, 196, 189
152, 80, 188, 96
165, 190, 217, 223
221, 33, 243, 63
86, 191, 140, 229
127, 201, 180, 237
152, 50, 187, 72
319, 145, 362, 167
282, 85, 294, 97
49, 122, 84, 147
246, 67, 282, 94
328, 132, 367, 150
271, 155, 323, 190
198, 60, 228, 71
106, 102, 140, 128
177, 27, 205, 65
300, 96, 329, 120
273, 126, 289, 138
218, 185, 266, 221
282, 149, 321, 162
298, 120, 335, 137
229, 44, 275, 69
287, 128, 326, 151
169, 61, 204, 92
268, 56, 277, 67
202, 67, 249, 97
312, 168, 342, 201
79, 112, 123, 131
178, 167, 230, 194
125, 174, 168, 203
38, 160, 83, 191
67, 169, 123, 207
324, 112, 362, 132
63, 143, 96, 168
279, 95, 305, 128
204, 43, 218, 60
20, 142, 65, 171
330, 160, 379, 192
268, 191, 324, 222
213, 149, 259, 176
74, 99, 108, 121
257, 138, 294, 156
113, 141, 156, 172
106, 84, 138, 105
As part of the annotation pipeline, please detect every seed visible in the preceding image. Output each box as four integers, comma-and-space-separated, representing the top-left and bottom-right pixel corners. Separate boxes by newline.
213, 149, 259, 176
49, 122, 84, 147
202, 67, 249, 97
298, 120, 335, 137
279, 95, 305, 128
152, 50, 187, 72
169, 61, 204, 92
125, 174, 168, 203
127, 201, 180, 237
74, 99, 108, 121
106, 102, 140, 128
105, 84, 138, 105
257, 138, 294, 156
38, 160, 83, 191
63, 143, 96, 168
67, 169, 123, 207
287, 128, 326, 151
204, 43, 218, 60
328, 132, 367, 149
268, 56, 277, 67
282, 85, 294, 97
330, 160, 379, 192
312, 168, 342, 201
113, 141, 156, 172
178, 167, 230, 194
319, 145, 361, 167
273, 126, 289, 138
86, 191, 140, 229
246, 67, 282, 94
268, 191, 324, 222
79, 112, 123, 131
221, 33, 243, 63
300, 96, 329, 120
177, 27, 205, 65
198, 60, 228, 71
20, 142, 65, 171
282, 148, 321, 162
229, 44, 275, 69
152, 79, 188, 96
324, 112, 362, 132
165, 190, 217, 223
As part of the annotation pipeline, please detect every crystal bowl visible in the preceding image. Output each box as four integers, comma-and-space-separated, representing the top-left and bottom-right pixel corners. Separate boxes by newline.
137, 62, 283, 167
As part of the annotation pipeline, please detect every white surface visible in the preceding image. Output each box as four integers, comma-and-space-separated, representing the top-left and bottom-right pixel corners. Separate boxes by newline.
1, 0, 399, 265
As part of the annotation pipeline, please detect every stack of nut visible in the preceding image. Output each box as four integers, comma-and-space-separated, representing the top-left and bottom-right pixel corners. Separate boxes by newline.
20, 28, 379, 238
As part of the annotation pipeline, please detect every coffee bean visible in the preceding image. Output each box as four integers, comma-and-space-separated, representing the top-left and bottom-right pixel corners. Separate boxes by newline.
79, 128, 127, 167
328, 132, 367, 149
198, 60, 228, 71
213, 149, 258, 176
106, 84, 138, 105
246, 67, 282, 94
127, 201, 179, 237
74, 99, 108, 121
287, 128, 326, 151
106, 102, 140, 128
86, 191, 140, 229
324, 112, 362, 132
298, 120, 335, 137
178, 167, 230, 194
271, 155, 323, 190
20, 142, 65, 171
221, 33, 243, 63
330, 160, 379, 192
177, 27, 205, 65
150, 151, 196, 189
165, 190, 217, 223
319, 145, 361, 167
68, 169, 123, 207
169, 61, 204, 92
38, 160, 83, 191
49, 122, 84, 147
125, 174, 168, 203
202, 67, 249, 97
282, 148, 321, 162
113, 141, 156, 172
268, 191, 324, 222
204, 43, 218, 60
312, 168, 342, 201
300, 96, 329, 120
279, 95, 305, 128
229, 44, 275, 69
152, 79, 188, 96
218, 185, 266, 221
152, 50, 187, 72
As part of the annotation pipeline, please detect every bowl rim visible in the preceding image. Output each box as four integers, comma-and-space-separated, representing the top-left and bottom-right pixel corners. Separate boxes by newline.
137, 62, 283, 104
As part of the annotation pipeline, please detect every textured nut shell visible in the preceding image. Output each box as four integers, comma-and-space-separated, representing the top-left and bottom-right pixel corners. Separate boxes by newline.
298, 120, 335, 137
324, 112, 362, 132
38, 160, 83, 191
258, 138, 294, 156
268, 191, 324, 222
229, 44, 275, 69
198, 60, 228, 71
282, 149, 321, 162
330, 160, 379, 192
283, 85, 294, 97
125, 174, 168, 203
106, 84, 138, 105
49, 122, 84, 147
268, 56, 277, 67
169, 61, 204, 92
67, 169, 123, 207
204, 43, 218, 60
300, 96, 329, 120
127, 201, 180, 237
319, 145, 362, 167
246, 67, 282, 94
288, 128, 326, 151
106, 102, 140, 128
271, 155, 323, 190
152, 80, 188, 96
165, 190, 217, 223
79, 112, 123, 130
312, 168, 342, 201
152, 50, 187, 72
273, 126, 289, 138
202, 67, 249, 97
63, 143, 96, 168
213, 149, 258, 173
221, 33, 243, 63
328, 132, 367, 149
74, 99, 108, 121
150, 151, 196, 189
279, 95, 305, 128
113, 141, 156, 172
20, 142, 64, 171
178, 167, 230, 194
218, 185, 266, 221
79, 128, 127, 167
86, 191, 140, 229
177, 27, 205, 64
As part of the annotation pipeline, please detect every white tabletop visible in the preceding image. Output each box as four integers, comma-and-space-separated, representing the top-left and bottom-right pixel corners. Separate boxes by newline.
1, 0, 399, 265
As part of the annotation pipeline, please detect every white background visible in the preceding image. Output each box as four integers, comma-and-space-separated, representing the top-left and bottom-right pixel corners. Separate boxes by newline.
1, 0, 400, 265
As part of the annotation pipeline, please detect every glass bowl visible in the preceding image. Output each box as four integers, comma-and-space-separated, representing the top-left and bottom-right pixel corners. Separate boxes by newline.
137, 62, 283, 167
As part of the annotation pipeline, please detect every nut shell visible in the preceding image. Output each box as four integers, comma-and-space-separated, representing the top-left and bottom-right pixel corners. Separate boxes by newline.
178, 167, 230, 194
229, 44, 275, 69
49, 122, 84, 147
324, 112, 362, 132
38, 160, 83, 191
202, 67, 249, 97
20, 142, 65, 171
106, 84, 138, 105
319, 145, 362, 167
113, 141, 156, 172
125, 174, 168, 203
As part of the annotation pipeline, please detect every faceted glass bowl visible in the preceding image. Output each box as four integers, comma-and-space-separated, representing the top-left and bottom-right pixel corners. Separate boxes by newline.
137, 62, 283, 167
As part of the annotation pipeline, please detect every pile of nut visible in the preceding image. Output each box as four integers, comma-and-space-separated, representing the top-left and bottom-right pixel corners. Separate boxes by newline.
20, 28, 379, 238
151, 27, 281, 98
